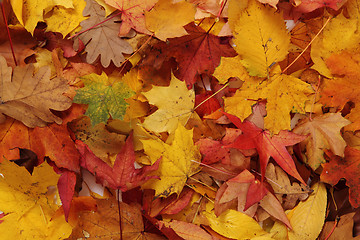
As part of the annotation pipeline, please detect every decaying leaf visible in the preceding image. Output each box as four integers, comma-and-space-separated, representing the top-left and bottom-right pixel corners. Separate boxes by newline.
73, 0, 134, 67
0, 55, 72, 128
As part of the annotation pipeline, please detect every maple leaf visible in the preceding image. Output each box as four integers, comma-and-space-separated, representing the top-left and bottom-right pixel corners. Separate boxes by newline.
149, 23, 236, 89
0, 160, 72, 239
44, 0, 87, 37
224, 65, 313, 133
230, 0, 290, 77
68, 197, 165, 239
142, 74, 195, 134
73, 0, 134, 67
321, 147, 360, 208
311, 9, 360, 77
224, 112, 307, 184
105, 0, 158, 35
77, 132, 159, 191
293, 113, 350, 170
73, 72, 134, 126
320, 51, 360, 109
141, 123, 201, 198
0, 55, 72, 128
145, 0, 196, 41
10, 0, 73, 35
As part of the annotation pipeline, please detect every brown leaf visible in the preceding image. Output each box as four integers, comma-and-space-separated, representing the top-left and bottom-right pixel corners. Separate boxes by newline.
0, 55, 72, 128
73, 0, 134, 67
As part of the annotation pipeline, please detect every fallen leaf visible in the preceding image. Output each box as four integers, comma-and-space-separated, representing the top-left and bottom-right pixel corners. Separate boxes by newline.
57, 170, 77, 222
161, 220, 212, 240
68, 115, 126, 161
77, 132, 159, 191
265, 163, 311, 210
68, 197, 165, 239
286, 182, 327, 240
149, 23, 236, 89
224, 112, 307, 184
293, 113, 350, 170
295, 0, 347, 13
230, 0, 290, 77
0, 55, 72, 128
10, 0, 73, 34
0, 160, 72, 239
142, 73, 195, 134
73, 72, 134, 126
204, 208, 267, 239
73, 0, 134, 67
141, 123, 201, 198
224, 65, 313, 133
145, 0, 196, 41
321, 147, 360, 208
44, 0, 87, 37
105, 0, 158, 35
319, 212, 360, 240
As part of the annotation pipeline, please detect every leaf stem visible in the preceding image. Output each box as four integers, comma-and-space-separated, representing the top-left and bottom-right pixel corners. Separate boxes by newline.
1, 3, 17, 66
282, 16, 332, 74
193, 83, 229, 111
117, 190, 123, 240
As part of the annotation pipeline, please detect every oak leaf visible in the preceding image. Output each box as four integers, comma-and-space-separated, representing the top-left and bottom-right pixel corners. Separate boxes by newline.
76, 133, 159, 191
321, 147, 360, 208
142, 74, 195, 134
265, 163, 311, 210
230, 0, 290, 77
105, 0, 158, 35
224, 65, 313, 133
141, 123, 201, 198
224, 112, 307, 184
73, 72, 134, 126
145, 0, 196, 41
0, 160, 72, 239
293, 113, 350, 170
73, 0, 134, 67
0, 55, 72, 128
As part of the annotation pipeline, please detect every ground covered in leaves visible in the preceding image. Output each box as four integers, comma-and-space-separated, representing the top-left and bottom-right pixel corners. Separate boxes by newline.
1, 0, 360, 239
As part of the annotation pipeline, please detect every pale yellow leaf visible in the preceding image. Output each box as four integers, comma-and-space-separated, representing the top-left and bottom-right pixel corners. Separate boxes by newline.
287, 182, 327, 240
142, 73, 195, 134
231, 0, 290, 77
145, 0, 196, 41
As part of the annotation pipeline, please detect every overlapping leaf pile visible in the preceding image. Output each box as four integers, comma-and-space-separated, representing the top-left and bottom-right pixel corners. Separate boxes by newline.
1, 0, 360, 239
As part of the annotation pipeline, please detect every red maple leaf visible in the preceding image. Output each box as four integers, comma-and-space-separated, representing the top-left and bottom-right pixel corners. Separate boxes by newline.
76, 132, 160, 191
148, 23, 237, 89
223, 112, 307, 185
321, 147, 360, 208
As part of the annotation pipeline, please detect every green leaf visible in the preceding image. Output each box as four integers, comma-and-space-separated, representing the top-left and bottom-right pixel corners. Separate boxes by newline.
73, 72, 134, 125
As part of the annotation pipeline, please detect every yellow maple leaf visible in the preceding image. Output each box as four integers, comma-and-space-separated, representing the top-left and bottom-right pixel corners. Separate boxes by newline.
230, 0, 290, 77
44, 0, 87, 37
0, 160, 72, 239
141, 123, 201, 198
213, 55, 254, 84
224, 65, 313, 133
10, 0, 73, 35
142, 73, 195, 134
145, 0, 196, 41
